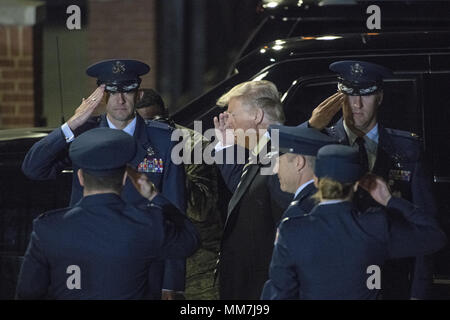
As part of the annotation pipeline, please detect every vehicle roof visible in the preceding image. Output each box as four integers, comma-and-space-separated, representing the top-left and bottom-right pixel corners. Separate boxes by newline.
261, 0, 450, 19
0, 127, 52, 141
236, 30, 450, 72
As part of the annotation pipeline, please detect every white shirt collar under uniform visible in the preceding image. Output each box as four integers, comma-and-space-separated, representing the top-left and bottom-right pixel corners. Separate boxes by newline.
318, 199, 348, 206
107, 116, 137, 136
343, 121, 379, 146
343, 121, 379, 171
293, 179, 315, 200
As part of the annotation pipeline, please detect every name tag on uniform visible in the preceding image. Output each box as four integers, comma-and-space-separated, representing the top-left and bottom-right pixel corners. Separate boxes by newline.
389, 169, 411, 182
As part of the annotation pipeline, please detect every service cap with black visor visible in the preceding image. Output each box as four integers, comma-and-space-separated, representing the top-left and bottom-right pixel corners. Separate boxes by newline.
330, 60, 392, 96
86, 59, 150, 93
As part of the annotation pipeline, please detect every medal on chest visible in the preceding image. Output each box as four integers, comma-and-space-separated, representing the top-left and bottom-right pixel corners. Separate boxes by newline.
137, 146, 164, 173
388, 154, 411, 182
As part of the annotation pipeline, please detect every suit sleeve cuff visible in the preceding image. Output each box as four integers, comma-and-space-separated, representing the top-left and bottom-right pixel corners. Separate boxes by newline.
60, 123, 75, 143
214, 141, 233, 152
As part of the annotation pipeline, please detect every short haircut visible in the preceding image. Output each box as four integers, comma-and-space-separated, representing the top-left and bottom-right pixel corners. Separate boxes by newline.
286, 154, 316, 171
304, 155, 316, 171
217, 80, 285, 124
81, 169, 125, 193
136, 88, 168, 117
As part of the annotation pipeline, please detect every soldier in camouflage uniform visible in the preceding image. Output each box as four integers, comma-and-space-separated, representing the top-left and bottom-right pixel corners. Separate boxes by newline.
136, 88, 223, 299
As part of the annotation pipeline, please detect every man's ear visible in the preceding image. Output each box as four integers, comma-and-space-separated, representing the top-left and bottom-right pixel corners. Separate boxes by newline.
377, 91, 384, 106
77, 169, 84, 187
254, 107, 264, 125
296, 155, 306, 172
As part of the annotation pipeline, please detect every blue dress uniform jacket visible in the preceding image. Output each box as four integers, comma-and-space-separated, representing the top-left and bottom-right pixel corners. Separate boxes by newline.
21, 114, 188, 292
300, 118, 439, 299
15, 193, 200, 300
261, 198, 446, 300
281, 183, 317, 221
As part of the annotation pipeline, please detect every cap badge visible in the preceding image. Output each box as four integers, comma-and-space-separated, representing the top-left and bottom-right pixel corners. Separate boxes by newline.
112, 61, 126, 74
350, 63, 364, 77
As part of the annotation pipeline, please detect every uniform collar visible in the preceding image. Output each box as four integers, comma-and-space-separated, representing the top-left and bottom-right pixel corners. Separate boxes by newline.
293, 179, 315, 200
106, 115, 137, 136
343, 121, 379, 146
77, 193, 124, 207
318, 199, 348, 206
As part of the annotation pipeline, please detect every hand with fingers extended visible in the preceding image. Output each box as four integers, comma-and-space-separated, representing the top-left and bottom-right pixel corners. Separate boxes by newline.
67, 85, 106, 131
126, 166, 158, 201
358, 173, 392, 207
308, 92, 346, 130
213, 112, 235, 146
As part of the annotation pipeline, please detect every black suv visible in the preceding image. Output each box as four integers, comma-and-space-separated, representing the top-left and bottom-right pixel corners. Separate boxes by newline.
1, 30, 450, 298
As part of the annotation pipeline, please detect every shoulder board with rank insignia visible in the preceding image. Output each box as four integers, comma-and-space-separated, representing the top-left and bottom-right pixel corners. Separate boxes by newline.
385, 128, 421, 141
145, 119, 173, 131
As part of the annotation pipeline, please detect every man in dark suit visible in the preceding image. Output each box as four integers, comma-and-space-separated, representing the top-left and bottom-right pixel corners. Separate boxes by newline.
21, 59, 187, 299
268, 125, 337, 220
261, 144, 446, 300
213, 80, 292, 299
16, 128, 199, 299
302, 60, 439, 299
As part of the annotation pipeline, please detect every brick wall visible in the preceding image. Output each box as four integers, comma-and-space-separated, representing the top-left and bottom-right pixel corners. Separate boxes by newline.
87, 0, 157, 90
0, 26, 36, 128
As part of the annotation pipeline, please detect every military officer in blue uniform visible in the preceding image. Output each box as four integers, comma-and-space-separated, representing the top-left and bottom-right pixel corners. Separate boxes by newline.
21, 59, 188, 299
261, 144, 446, 300
301, 60, 440, 299
268, 124, 337, 220
16, 128, 199, 299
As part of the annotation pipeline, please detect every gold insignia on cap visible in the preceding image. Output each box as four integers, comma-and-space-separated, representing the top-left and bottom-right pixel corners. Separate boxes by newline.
350, 63, 364, 77
112, 61, 126, 74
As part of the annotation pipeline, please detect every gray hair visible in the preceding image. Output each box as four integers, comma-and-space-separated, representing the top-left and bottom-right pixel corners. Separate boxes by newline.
217, 80, 285, 124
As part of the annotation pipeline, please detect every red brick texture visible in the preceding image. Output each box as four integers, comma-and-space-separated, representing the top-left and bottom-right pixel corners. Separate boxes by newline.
87, 0, 157, 91
0, 26, 35, 128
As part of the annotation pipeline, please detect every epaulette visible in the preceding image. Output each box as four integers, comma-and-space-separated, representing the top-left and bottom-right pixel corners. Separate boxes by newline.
36, 207, 69, 220
145, 119, 173, 131
385, 128, 421, 141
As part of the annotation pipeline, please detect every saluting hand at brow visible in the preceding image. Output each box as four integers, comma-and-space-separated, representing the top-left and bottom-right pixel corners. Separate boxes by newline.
308, 92, 345, 130
67, 85, 105, 131
213, 112, 235, 146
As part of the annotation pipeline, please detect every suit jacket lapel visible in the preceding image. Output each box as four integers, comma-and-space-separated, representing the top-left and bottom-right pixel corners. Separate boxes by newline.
225, 164, 260, 227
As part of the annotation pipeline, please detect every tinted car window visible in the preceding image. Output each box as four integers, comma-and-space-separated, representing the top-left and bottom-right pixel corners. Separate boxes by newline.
427, 73, 450, 179
282, 75, 423, 135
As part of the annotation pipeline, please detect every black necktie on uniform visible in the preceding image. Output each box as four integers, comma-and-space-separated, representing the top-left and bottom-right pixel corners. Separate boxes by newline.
355, 137, 369, 173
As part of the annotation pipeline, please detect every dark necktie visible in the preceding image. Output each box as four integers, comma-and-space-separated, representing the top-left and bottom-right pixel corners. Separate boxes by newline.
355, 137, 369, 173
